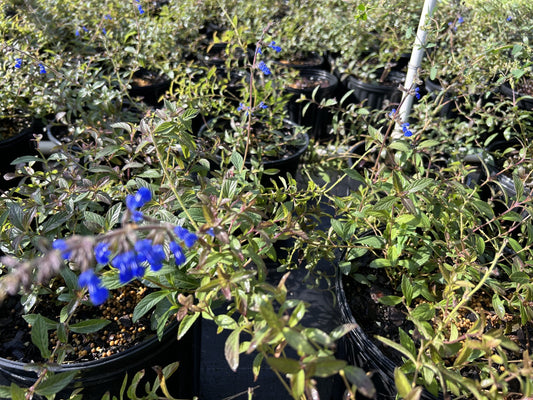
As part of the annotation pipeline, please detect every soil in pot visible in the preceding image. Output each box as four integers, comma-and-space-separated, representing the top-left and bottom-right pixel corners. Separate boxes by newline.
198, 117, 309, 186
0, 117, 40, 190
339, 251, 533, 398
284, 69, 339, 140
0, 280, 198, 399
499, 78, 533, 111
274, 52, 326, 70
128, 68, 171, 107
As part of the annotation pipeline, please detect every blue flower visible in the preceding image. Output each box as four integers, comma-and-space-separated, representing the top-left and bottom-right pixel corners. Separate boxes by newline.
105, 14, 112, 20
75, 29, 80, 37
170, 241, 186, 266
174, 226, 198, 248
94, 242, 111, 264
507, 16, 512, 22
257, 61, 271, 75
102, 27, 107, 35
38, 63, 46, 74
389, 108, 397, 118
401, 122, 413, 137
78, 269, 109, 306
206, 228, 215, 237
53, 239, 72, 260
137, 4, 145, 14
457, 16, 464, 24
269, 41, 281, 53
126, 187, 151, 211
256, 46, 262, 55
258, 101, 268, 109
111, 251, 145, 284
414, 87, 420, 100
14, 58, 22, 69
237, 103, 247, 112
135, 239, 166, 272
126, 187, 151, 221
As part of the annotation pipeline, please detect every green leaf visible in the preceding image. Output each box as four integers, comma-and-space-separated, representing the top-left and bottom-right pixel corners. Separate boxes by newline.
343, 365, 375, 398
265, 357, 301, 374
110, 122, 133, 134
230, 152, 244, 170
31, 315, 51, 359
418, 139, 440, 149
282, 327, 317, 356
401, 275, 413, 307
430, 66, 437, 81
373, 196, 398, 211
104, 202, 123, 230
410, 303, 435, 321
178, 312, 199, 340
23, 314, 57, 330
378, 295, 403, 306
70, 319, 110, 334
513, 173, 524, 199
510, 271, 529, 284
288, 302, 307, 327
388, 141, 410, 152
35, 371, 77, 396
492, 294, 506, 319
9, 383, 26, 400
214, 314, 238, 330
225, 328, 241, 372
291, 369, 305, 400
133, 291, 170, 322
394, 367, 412, 398
312, 359, 347, 377
329, 323, 358, 341
83, 211, 105, 229
404, 178, 434, 194
376, 336, 416, 363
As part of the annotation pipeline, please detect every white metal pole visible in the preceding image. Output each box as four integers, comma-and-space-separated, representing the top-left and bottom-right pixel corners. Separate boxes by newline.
392, 0, 438, 138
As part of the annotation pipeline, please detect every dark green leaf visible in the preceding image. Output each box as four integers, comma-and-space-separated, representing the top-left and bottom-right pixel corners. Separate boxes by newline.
312, 358, 347, 377
31, 315, 51, 359
344, 365, 375, 398
69, 319, 110, 334
133, 291, 171, 322
35, 371, 77, 396
265, 357, 301, 374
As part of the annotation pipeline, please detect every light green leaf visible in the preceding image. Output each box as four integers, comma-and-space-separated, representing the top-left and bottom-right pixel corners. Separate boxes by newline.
178, 312, 200, 340
225, 328, 241, 372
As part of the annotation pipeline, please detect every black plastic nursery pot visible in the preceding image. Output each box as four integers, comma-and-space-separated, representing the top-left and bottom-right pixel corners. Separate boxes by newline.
285, 69, 339, 140
272, 52, 327, 71
0, 117, 41, 191
0, 321, 199, 400
198, 118, 310, 186
128, 68, 171, 107
335, 258, 440, 400
499, 81, 533, 111
344, 70, 404, 111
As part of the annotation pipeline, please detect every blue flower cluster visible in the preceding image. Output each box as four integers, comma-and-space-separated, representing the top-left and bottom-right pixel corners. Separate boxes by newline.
269, 41, 281, 53
135, 0, 145, 15
401, 122, 413, 137
78, 270, 108, 306
126, 187, 152, 222
257, 61, 271, 76
14, 58, 22, 69
52, 188, 203, 306
38, 63, 46, 74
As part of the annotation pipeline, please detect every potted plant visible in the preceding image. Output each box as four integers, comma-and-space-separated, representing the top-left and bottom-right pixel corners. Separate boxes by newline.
195, 22, 311, 186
